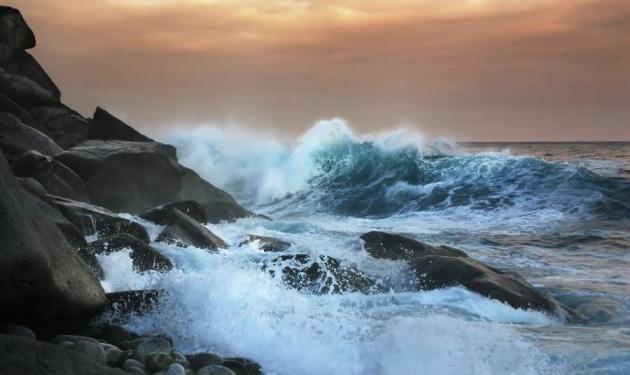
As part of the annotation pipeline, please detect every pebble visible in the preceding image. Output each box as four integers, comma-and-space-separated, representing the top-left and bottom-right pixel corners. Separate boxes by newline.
197, 365, 237, 375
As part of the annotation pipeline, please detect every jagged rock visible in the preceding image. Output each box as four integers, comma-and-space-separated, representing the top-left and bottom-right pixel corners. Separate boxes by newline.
85, 234, 173, 273
88, 106, 153, 142
105, 290, 162, 317
1, 50, 60, 99
31, 105, 90, 135
142, 207, 227, 250
0, 112, 62, 156
143, 200, 207, 224
0, 152, 106, 321
0, 6, 35, 62
264, 254, 381, 294
361, 231, 582, 321
239, 234, 292, 252
0, 334, 127, 375
0, 70, 57, 108
49, 195, 150, 242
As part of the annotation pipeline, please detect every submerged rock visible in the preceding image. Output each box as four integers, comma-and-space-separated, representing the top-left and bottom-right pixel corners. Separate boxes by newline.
86, 234, 173, 273
361, 231, 582, 321
239, 234, 292, 252
265, 254, 381, 294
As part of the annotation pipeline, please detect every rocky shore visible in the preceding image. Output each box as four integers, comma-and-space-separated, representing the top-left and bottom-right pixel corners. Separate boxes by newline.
1, 6, 584, 375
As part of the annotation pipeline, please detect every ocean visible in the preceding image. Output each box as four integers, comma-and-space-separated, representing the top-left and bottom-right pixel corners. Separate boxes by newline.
98, 120, 630, 374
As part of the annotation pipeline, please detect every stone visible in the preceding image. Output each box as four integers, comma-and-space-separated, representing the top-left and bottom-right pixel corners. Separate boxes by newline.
88, 106, 153, 142
142, 200, 207, 225
105, 290, 162, 317
197, 365, 237, 375
99, 324, 139, 347
265, 254, 381, 294
1, 50, 60, 99
360, 231, 467, 261
239, 234, 292, 252
0, 334, 127, 375
86, 234, 173, 273
0, 112, 62, 156
0, 7, 35, 62
122, 358, 146, 373
170, 351, 188, 367
11, 149, 52, 177
221, 359, 250, 375
0, 323, 36, 340
166, 363, 186, 375
0, 152, 106, 321
186, 352, 223, 371
0, 91, 40, 128
145, 352, 174, 372
50, 335, 107, 365
223, 358, 262, 375
106, 347, 124, 366
0, 69, 57, 108
134, 336, 173, 362
142, 207, 227, 251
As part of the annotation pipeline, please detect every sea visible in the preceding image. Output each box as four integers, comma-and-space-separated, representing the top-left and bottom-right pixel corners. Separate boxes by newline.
98, 119, 630, 375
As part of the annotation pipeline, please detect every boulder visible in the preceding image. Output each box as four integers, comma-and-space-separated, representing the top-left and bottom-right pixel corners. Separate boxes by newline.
0, 70, 57, 108
105, 290, 162, 317
17, 176, 47, 197
85, 234, 173, 273
0, 334, 127, 375
361, 231, 582, 321
223, 358, 262, 375
1, 50, 60, 99
31, 105, 90, 135
0, 152, 106, 321
49, 195, 150, 242
239, 234, 292, 253
0, 112, 62, 156
142, 200, 207, 224
264, 254, 381, 294
11, 149, 52, 177
0, 91, 40, 127
0, 7, 35, 62
142, 207, 227, 250
197, 365, 237, 375
186, 353, 223, 371
88, 106, 153, 142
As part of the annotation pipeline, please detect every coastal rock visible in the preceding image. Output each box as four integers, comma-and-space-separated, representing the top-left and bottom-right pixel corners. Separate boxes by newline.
362, 231, 581, 320
85, 234, 173, 273
223, 358, 262, 375
105, 290, 162, 317
0, 6, 35, 62
0, 91, 40, 127
1, 323, 36, 340
142, 207, 227, 250
0, 152, 106, 321
1, 50, 60, 99
197, 365, 237, 375
50, 335, 107, 365
0, 69, 57, 108
186, 353, 223, 371
142, 200, 207, 224
239, 234, 292, 252
0, 112, 62, 156
88, 106, 153, 142
265, 254, 380, 294
49, 195, 150, 242
0, 334, 127, 375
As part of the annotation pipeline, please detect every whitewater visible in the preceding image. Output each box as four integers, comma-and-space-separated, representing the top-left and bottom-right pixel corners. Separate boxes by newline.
99, 119, 630, 374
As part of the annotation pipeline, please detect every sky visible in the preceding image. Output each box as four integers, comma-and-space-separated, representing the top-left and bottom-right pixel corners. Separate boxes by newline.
8, 0, 630, 141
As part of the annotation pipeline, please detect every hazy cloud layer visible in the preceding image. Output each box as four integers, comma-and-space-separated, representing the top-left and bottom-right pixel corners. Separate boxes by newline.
8, 0, 630, 140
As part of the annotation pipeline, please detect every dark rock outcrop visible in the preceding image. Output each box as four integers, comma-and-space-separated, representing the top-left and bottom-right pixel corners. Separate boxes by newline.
105, 290, 162, 317
361, 231, 581, 321
0, 112, 62, 156
264, 254, 381, 294
49, 195, 150, 242
2, 50, 60, 99
142, 200, 207, 224
85, 234, 173, 273
142, 207, 227, 250
0, 334, 126, 375
239, 234, 292, 253
0, 152, 106, 321
88, 107, 153, 142
0, 6, 35, 62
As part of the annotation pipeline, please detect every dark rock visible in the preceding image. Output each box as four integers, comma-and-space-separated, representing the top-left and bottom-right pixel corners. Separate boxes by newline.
0, 323, 36, 340
0, 152, 106, 321
49, 195, 150, 242
11, 149, 52, 177
145, 352, 174, 372
143, 200, 207, 224
142, 207, 227, 251
50, 335, 107, 365
186, 353, 223, 371
223, 358, 262, 375
31, 105, 89, 135
1, 50, 60, 99
166, 363, 186, 375
134, 336, 173, 361
360, 231, 467, 261
88, 106, 153, 142
0, 334, 127, 375
0, 70, 57, 107
0, 7, 35, 62
86, 234, 173, 273
0, 112, 62, 156
197, 365, 237, 375
265, 254, 381, 294
0, 91, 40, 127
105, 290, 162, 317
17, 176, 47, 197
221, 359, 250, 375
52, 132, 88, 149
99, 324, 139, 347
239, 234, 292, 252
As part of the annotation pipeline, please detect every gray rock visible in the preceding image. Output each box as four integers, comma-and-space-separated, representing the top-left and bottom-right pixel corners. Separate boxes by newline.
106, 347, 124, 366
133, 336, 173, 361
1, 50, 60, 99
122, 358, 145, 370
221, 359, 249, 375
0, 7, 35, 62
50, 335, 107, 364
360, 231, 467, 261
86, 234, 173, 273
0, 152, 106, 322
142, 200, 207, 225
0, 323, 36, 340
166, 363, 186, 375
0, 69, 57, 108
145, 352, 174, 372
0, 112, 62, 156
88, 106, 153, 143
223, 358, 262, 375
170, 351, 188, 367
186, 352, 223, 371
197, 365, 237, 375
239, 234, 292, 252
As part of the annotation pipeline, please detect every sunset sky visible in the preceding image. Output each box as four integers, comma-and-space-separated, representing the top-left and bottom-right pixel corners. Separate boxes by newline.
8, 0, 630, 141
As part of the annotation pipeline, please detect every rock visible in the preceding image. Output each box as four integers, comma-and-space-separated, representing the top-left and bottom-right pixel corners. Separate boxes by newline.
0, 323, 36, 340
361, 231, 582, 321
186, 352, 223, 371
99, 324, 139, 347
197, 365, 237, 375
142, 200, 207, 224
105, 290, 162, 317
51, 132, 87, 149
0, 112, 62, 156
360, 231, 467, 261
31, 105, 89, 135
0, 152, 106, 321
122, 358, 146, 373
145, 352, 174, 372
0, 7, 35, 62
50, 335, 107, 365
88, 106, 153, 142
239, 234, 292, 252
0, 91, 40, 127
106, 347, 124, 366
142, 207, 227, 251
17, 175, 47, 197
167, 363, 186, 375
49, 195, 150, 242
55, 139, 251, 221
0, 334, 127, 375
134, 336, 173, 362
170, 351, 188, 367
1, 50, 60, 99
223, 358, 262, 375
86, 234, 173, 273
221, 359, 250, 375
11, 149, 52, 177
0, 69, 57, 107
265, 254, 381, 294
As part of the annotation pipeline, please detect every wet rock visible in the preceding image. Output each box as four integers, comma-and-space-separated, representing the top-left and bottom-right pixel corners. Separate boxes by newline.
86, 234, 173, 273
166, 363, 186, 375
265, 254, 381, 294
134, 336, 173, 362
0, 152, 106, 321
100, 324, 139, 347
221, 359, 250, 375
11, 149, 52, 176
361, 231, 467, 261
88, 106, 153, 142
17, 175, 46, 197
106, 346, 124, 366
122, 358, 146, 373
0, 112, 62, 156
142, 207, 227, 251
50, 335, 107, 365
105, 290, 162, 317
145, 352, 174, 372
186, 352, 223, 371
142, 200, 207, 225
223, 358, 262, 375
197, 365, 237, 375
49, 195, 150, 242
0, 323, 36, 340
239, 234, 292, 252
